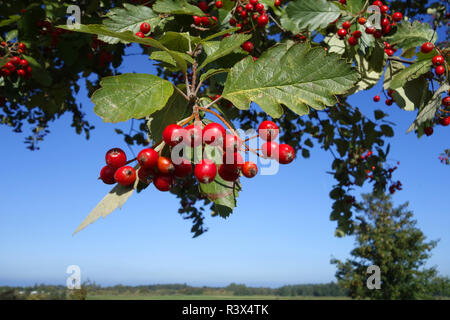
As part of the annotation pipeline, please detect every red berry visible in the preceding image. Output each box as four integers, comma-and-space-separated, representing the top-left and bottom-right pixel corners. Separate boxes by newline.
224, 134, 242, 152
440, 117, 450, 126
236, 6, 243, 13
240, 10, 248, 19
163, 124, 187, 147
100, 166, 116, 184
420, 42, 434, 54
432, 55, 444, 66
245, 3, 254, 11
278, 144, 295, 164
194, 159, 217, 184
385, 49, 394, 56
242, 161, 258, 178
174, 158, 192, 178
201, 16, 210, 26
138, 167, 155, 184
250, 0, 259, 4
11, 56, 20, 65
140, 22, 151, 34
222, 152, 244, 168
392, 12, 402, 21
261, 141, 279, 159
373, 95, 381, 102
435, 65, 445, 76
381, 18, 390, 28
424, 126, 433, 136
198, 1, 208, 12
153, 173, 174, 191
229, 18, 237, 26
372, 1, 383, 7
348, 36, 358, 46
352, 30, 362, 38
380, 5, 389, 14
19, 59, 28, 67
255, 3, 265, 13
18, 43, 26, 51
373, 29, 383, 38
17, 69, 26, 77
339, 0, 347, 4
203, 122, 226, 146
385, 99, 394, 106
218, 164, 240, 182
114, 166, 136, 186
358, 17, 367, 25
137, 148, 159, 169
258, 120, 279, 141
342, 21, 351, 29
157, 156, 175, 174
365, 26, 375, 34
135, 32, 145, 38
185, 123, 203, 147
257, 14, 269, 27
193, 16, 202, 25
443, 96, 450, 107
106, 148, 127, 169
215, 1, 223, 9
274, 0, 281, 6
337, 28, 347, 38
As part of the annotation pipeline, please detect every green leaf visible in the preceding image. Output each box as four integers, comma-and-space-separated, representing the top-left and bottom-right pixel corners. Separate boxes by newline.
324, 33, 345, 55
101, 4, 161, 44
153, 0, 205, 16
383, 60, 405, 90
407, 83, 450, 133
147, 87, 189, 142
388, 59, 432, 89
222, 42, 359, 118
5, 29, 18, 42
284, 0, 341, 31
92, 73, 174, 123
150, 50, 194, 68
386, 20, 437, 52
199, 68, 229, 84
199, 33, 251, 69
201, 27, 240, 42
391, 77, 431, 111
158, 31, 201, 52
199, 164, 240, 219
57, 24, 189, 73
0, 15, 21, 28
380, 124, 394, 137
349, 53, 383, 94
374, 110, 387, 120
345, 0, 366, 14
22, 55, 52, 86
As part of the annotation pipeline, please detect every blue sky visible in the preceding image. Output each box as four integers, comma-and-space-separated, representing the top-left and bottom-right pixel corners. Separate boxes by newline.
0, 39, 449, 287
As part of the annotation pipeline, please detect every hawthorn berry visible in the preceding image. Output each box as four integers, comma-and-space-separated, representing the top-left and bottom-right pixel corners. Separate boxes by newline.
337, 28, 347, 38
140, 22, 151, 34
385, 49, 394, 56
19, 59, 28, 67
258, 120, 279, 141
432, 55, 444, 66
135, 32, 145, 38
255, 3, 265, 13
11, 56, 20, 65
245, 3, 254, 11
443, 96, 450, 107
365, 26, 375, 34
242, 161, 258, 178
174, 158, 192, 178
163, 124, 187, 147
137, 167, 155, 184
106, 148, 127, 169
157, 156, 175, 174
114, 166, 136, 186
373, 29, 383, 38
18, 43, 26, 51
274, 0, 282, 7
435, 65, 445, 76
348, 36, 358, 46
194, 159, 217, 184
185, 124, 203, 147
224, 134, 242, 152
201, 16, 211, 26
278, 144, 295, 164
380, 5, 389, 14
358, 17, 367, 25
381, 18, 390, 28
198, 1, 208, 12
153, 173, 174, 191
215, 1, 223, 9
342, 21, 351, 29
100, 165, 116, 185
203, 122, 226, 146
440, 117, 450, 126
424, 126, 433, 136
385, 99, 394, 106
218, 164, 240, 182
137, 148, 159, 169
352, 30, 362, 38
257, 14, 269, 27
261, 141, 279, 159
373, 95, 381, 102
250, 0, 259, 4
372, 1, 383, 7
339, 0, 347, 4
392, 12, 402, 21
193, 16, 202, 25
420, 42, 434, 54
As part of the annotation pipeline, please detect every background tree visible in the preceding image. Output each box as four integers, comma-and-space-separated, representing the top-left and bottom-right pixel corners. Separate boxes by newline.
331, 192, 439, 299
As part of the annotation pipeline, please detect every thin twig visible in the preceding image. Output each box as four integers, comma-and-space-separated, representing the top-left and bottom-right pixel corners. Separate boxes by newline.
172, 82, 189, 101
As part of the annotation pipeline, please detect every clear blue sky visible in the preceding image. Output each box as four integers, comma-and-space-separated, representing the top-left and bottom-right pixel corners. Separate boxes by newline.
0, 38, 449, 288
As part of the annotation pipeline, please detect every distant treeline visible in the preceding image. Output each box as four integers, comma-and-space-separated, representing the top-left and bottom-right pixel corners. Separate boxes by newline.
1, 278, 449, 300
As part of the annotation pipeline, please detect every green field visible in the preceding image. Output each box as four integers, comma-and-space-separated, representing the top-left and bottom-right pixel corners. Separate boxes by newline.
87, 294, 349, 300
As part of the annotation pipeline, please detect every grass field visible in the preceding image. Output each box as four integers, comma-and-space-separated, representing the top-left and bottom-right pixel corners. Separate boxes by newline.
87, 294, 350, 300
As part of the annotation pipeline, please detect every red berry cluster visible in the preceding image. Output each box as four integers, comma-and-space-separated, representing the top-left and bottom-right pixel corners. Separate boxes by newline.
336, 1, 403, 46
420, 42, 447, 76
0, 42, 31, 79
423, 96, 450, 136
389, 180, 402, 194
135, 22, 153, 39
99, 120, 296, 192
